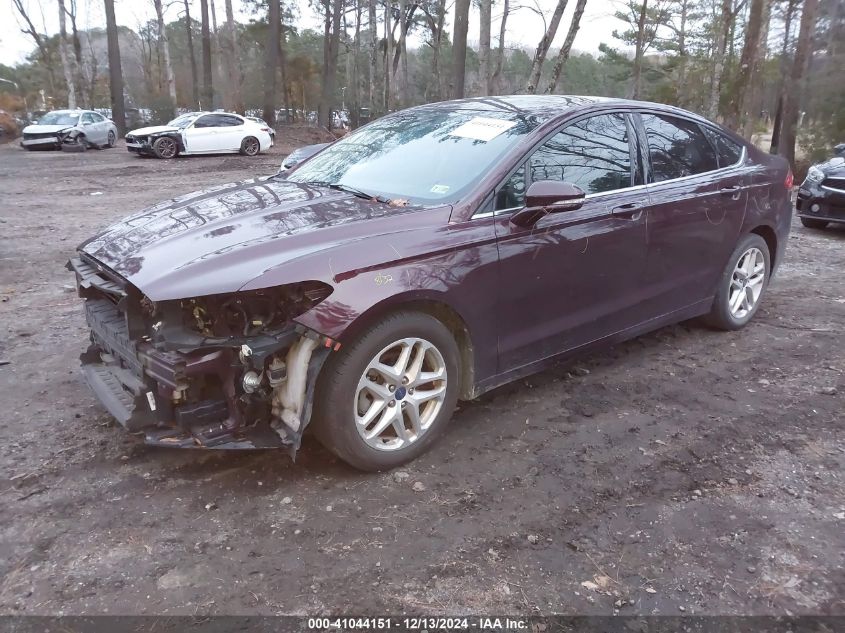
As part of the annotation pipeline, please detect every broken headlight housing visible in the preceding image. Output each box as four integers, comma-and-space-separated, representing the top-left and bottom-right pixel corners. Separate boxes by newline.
180, 282, 332, 337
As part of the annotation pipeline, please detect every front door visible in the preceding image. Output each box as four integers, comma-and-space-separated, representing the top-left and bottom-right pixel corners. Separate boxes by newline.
184, 114, 222, 153
494, 112, 651, 372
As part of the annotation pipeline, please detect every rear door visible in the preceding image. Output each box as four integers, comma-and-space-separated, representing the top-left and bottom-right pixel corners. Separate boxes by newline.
635, 112, 749, 316
494, 112, 652, 371
215, 114, 248, 150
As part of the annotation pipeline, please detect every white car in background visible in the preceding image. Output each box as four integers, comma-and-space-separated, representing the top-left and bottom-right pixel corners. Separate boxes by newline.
21, 109, 118, 151
125, 111, 273, 159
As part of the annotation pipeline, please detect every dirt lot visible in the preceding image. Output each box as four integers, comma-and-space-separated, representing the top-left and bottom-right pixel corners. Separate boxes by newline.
0, 139, 843, 617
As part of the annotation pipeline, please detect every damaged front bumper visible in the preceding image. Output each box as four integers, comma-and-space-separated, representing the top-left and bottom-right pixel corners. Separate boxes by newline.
69, 255, 335, 455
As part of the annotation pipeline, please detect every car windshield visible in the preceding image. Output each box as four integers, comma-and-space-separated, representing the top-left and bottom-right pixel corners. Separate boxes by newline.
37, 112, 79, 126
286, 108, 541, 205
168, 114, 197, 128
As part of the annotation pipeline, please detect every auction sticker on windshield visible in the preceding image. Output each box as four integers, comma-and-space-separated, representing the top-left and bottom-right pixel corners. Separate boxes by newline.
448, 117, 517, 142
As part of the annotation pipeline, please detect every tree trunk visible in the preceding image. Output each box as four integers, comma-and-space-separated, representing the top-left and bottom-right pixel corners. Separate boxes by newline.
724, 0, 768, 132
319, 0, 343, 127
708, 0, 733, 119
153, 0, 177, 114
451, 0, 471, 98
263, 0, 280, 125
369, 0, 378, 110
184, 0, 200, 109
491, 0, 510, 94
526, 0, 569, 93
780, 0, 819, 167
770, 0, 798, 154
397, 0, 410, 106
57, 0, 77, 109
545, 0, 588, 93
478, 0, 492, 95
430, 0, 447, 100
628, 0, 649, 99
676, 0, 689, 106
65, 1, 86, 106
104, 0, 125, 134
199, 0, 213, 109
223, 0, 244, 113
384, 1, 392, 110
741, 0, 771, 139
12, 0, 58, 97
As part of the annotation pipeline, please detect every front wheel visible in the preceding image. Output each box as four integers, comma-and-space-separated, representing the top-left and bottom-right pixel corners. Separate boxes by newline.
800, 217, 828, 230
312, 311, 460, 471
152, 136, 178, 159
704, 233, 770, 331
240, 136, 260, 156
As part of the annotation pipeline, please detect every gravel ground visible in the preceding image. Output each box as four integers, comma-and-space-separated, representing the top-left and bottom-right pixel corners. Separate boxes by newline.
0, 140, 843, 616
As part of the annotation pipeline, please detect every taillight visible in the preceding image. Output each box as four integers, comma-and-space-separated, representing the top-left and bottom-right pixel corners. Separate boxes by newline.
785, 169, 794, 189
261, 127, 271, 133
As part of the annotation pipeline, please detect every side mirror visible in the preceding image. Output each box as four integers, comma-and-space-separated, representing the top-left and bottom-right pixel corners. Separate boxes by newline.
511, 181, 586, 227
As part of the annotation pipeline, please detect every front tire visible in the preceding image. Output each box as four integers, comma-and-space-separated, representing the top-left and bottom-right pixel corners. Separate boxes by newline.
800, 217, 828, 230
152, 136, 178, 159
704, 233, 770, 331
240, 136, 260, 156
311, 311, 460, 471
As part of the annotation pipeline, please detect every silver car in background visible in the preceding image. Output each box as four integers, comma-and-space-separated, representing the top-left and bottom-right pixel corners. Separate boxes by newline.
20, 109, 118, 151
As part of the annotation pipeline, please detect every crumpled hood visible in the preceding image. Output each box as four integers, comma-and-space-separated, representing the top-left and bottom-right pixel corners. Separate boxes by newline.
816, 156, 845, 176
23, 124, 74, 134
128, 125, 181, 136
79, 177, 428, 301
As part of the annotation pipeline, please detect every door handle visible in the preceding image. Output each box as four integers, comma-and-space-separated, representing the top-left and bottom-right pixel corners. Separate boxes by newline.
720, 186, 742, 199
611, 202, 643, 220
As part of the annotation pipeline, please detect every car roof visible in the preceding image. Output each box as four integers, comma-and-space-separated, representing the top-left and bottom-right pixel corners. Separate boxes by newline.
410, 95, 716, 127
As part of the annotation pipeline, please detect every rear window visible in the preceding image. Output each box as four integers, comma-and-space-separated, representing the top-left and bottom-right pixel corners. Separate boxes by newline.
702, 126, 743, 167
642, 113, 719, 182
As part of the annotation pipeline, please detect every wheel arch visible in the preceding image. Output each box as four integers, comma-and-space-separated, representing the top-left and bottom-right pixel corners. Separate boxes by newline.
336, 294, 477, 401
749, 224, 778, 271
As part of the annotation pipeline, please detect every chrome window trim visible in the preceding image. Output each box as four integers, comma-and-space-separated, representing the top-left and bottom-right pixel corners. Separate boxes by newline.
821, 184, 845, 194
644, 145, 746, 187
469, 118, 747, 222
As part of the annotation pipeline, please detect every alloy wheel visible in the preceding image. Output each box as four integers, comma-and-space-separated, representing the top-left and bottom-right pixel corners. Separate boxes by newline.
354, 337, 448, 451
244, 138, 259, 155
729, 247, 765, 319
157, 138, 176, 158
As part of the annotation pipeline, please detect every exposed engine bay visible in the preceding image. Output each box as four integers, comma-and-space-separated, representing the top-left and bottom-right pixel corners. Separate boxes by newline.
68, 253, 338, 455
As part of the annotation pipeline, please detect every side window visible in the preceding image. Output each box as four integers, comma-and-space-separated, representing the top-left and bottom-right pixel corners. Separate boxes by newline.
193, 115, 216, 128
641, 113, 718, 181
495, 164, 526, 210
81, 113, 96, 124
529, 113, 633, 195
91, 112, 105, 122
220, 115, 243, 127
702, 126, 743, 167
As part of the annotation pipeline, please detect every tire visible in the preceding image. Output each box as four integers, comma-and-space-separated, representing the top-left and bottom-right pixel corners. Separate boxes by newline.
152, 136, 178, 159
106, 130, 116, 148
61, 137, 87, 153
240, 136, 260, 156
703, 233, 770, 331
311, 311, 460, 471
800, 217, 828, 230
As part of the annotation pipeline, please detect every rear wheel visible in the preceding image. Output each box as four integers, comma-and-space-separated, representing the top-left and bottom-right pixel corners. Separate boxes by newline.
312, 311, 460, 471
800, 217, 828, 230
240, 136, 260, 156
152, 136, 178, 159
704, 233, 770, 331
106, 130, 116, 148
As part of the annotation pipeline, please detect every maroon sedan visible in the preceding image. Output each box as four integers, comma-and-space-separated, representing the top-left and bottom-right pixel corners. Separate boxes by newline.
69, 96, 792, 471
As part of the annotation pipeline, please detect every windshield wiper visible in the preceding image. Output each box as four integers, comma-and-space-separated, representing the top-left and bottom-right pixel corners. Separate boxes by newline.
328, 183, 389, 203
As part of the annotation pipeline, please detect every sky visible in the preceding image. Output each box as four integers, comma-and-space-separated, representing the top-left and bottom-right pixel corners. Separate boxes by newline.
1, 0, 627, 68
